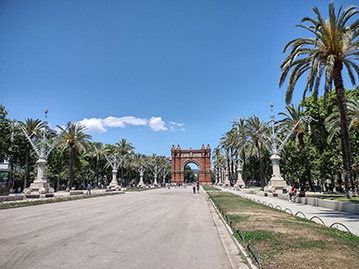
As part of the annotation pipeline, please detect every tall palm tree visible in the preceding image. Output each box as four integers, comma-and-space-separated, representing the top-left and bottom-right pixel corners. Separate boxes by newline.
245, 115, 268, 189
279, 2, 359, 196
279, 104, 314, 191
219, 130, 238, 184
57, 122, 91, 190
232, 118, 251, 184
212, 146, 226, 184
115, 138, 134, 187
91, 142, 107, 187
19, 118, 44, 189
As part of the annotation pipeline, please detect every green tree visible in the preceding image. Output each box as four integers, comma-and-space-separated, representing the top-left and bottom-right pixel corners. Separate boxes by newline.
0, 104, 11, 161
184, 165, 196, 183
57, 122, 91, 190
280, 2, 359, 196
244, 115, 268, 189
90, 142, 107, 187
115, 138, 134, 187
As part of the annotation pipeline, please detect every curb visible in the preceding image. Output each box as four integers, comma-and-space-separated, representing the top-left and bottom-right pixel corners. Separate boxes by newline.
206, 191, 257, 269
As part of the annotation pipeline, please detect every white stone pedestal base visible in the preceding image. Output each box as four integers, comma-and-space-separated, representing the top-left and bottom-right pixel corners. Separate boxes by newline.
266, 177, 287, 191
234, 180, 245, 190
108, 180, 120, 191
24, 180, 55, 198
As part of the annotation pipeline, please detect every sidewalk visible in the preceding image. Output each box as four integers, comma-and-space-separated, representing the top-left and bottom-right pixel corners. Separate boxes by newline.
219, 187, 359, 236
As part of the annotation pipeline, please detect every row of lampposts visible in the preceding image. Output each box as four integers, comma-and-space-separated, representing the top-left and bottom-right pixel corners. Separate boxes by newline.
10, 109, 172, 197
213, 103, 316, 192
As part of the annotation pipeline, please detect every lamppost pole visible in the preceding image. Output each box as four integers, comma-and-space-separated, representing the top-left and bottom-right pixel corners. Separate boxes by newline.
138, 166, 145, 188
14, 109, 64, 197
103, 150, 122, 191
245, 103, 316, 192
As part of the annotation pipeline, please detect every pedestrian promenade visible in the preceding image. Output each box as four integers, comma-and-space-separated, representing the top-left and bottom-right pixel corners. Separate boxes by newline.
219, 187, 359, 236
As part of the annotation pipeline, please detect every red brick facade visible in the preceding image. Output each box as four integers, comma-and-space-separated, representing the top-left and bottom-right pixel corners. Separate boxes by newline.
171, 144, 212, 185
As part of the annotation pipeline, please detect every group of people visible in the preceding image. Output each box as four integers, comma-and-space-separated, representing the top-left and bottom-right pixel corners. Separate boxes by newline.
192, 182, 200, 194
289, 186, 299, 202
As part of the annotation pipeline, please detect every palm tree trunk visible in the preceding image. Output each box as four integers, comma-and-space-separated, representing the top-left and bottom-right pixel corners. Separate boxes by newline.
249, 155, 254, 182
95, 155, 99, 187
256, 142, 265, 189
333, 65, 355, 196
242, 152, 247, 183
67, 148, 75, 190
126, 165, 131, 186
23, 142, 31, 189
298, 134, 314, 191
56, 172, 61, 192
121, 165, 124, 187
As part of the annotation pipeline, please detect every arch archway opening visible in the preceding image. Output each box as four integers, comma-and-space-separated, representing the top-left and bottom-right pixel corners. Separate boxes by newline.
184, 163, 199, 183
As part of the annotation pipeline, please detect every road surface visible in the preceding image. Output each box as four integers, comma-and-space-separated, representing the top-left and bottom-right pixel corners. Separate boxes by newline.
0, 188, 247, 269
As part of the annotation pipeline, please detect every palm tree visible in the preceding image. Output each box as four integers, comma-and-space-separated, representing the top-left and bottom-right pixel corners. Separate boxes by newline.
279, 104, 314, 191
219, 130, 238, 184
326, 98, 359, 141
279, 2, 359, 196
231, 117, 251, 184
19, 118, 44, 189
57, 122, 91, 190
245, 115, 268, 189
115, 138, 134, 187
212, 146, 225, 184
91, 142, 107, 187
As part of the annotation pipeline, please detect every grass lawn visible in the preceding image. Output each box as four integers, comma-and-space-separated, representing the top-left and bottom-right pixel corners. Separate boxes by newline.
202, 185, 220, 191
208, 191, 359, 269
307, 193, 359, 204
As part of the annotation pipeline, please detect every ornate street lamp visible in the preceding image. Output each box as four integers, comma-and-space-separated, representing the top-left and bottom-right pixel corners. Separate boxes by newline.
246, 103, 316, 192
103, 150, 122, 191
12, 109, 64, 197
234, 158, 246, 189
137, 166, 145, 188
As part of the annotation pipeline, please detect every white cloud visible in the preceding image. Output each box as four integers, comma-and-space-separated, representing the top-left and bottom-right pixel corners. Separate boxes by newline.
79, 118, 107, 134
77, 115, 180, 134
103, 116, 148, 128
149, 117, 167, 131
169, 121, 184, 126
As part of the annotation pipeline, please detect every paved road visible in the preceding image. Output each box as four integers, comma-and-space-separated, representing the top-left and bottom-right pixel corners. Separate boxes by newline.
220, 187, 359, 236
0, 188, 247, 269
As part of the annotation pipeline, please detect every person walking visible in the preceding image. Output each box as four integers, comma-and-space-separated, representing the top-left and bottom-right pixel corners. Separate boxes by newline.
192, 183, 196, 194
86, 183, 91, 195
196, 182, 200, 194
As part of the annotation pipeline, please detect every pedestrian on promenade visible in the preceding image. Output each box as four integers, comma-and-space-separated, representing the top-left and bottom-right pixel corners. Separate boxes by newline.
192, 183, 196, 194
86, 183, 91, 195
196, 182, 199, 194
289, 186, 298, 202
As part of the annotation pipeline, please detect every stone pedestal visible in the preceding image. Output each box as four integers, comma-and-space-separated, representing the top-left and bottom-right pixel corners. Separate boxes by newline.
234, 167, 245, 189
24, 157, 54, 198
266, 154, 287, 190
137, 170, 145, 187
153, 174, 159, 187
224, 170, 230, 187
108, 169, 120, 190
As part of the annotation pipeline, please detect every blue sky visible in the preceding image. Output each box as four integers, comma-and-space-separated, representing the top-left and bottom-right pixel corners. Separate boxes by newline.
1, 0, 358, 157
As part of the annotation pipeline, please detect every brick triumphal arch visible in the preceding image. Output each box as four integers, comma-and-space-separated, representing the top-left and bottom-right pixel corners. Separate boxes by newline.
171, 144, 211, 185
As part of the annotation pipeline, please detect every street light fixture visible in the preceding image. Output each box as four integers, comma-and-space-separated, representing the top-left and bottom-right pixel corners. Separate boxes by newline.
246, 103, 317, 192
